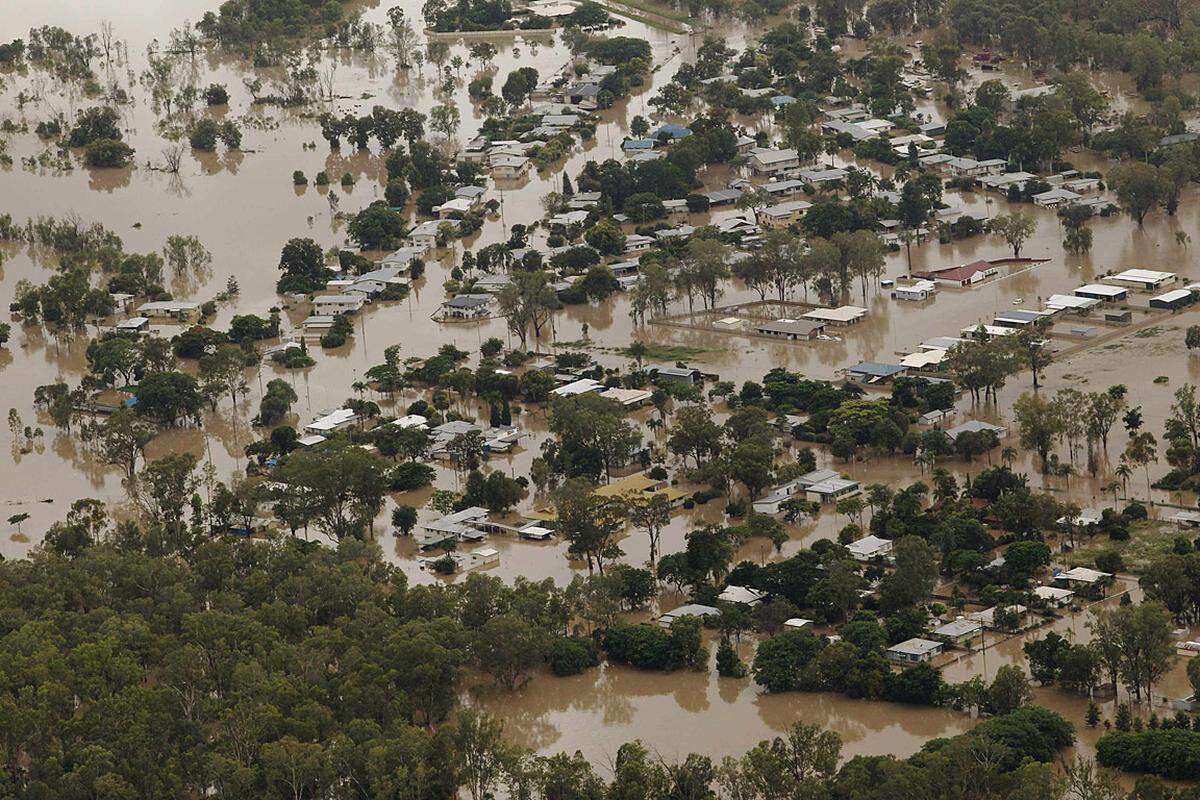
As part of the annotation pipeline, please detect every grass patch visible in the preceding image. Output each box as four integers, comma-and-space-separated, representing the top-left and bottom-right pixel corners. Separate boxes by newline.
598, 2, 688, 32
614, 343, 719, 361
9, 533, 28, 543
1134, 326, 1163, 338
604, 0, 692, 23
1063, 519, 1183, 573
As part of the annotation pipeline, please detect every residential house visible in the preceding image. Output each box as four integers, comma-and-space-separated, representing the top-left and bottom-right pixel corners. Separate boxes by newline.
304, 408, 358, 436
649, 366, 703, 385
439, 294, 493, 319
599, 387, 653, 407
967, 604, 1028, 630
887, 637, 944, 664
1056, 566, 1113, 590
891, 280, 936, 301
1033, 586, 1075, 608
912, 260, 996, 287
492, 155, 531, 179
757, 200, 812, 229
748, 147, 800, 176
847, 534, 894, 561
137, 300, 200, 320
115, 316, 150, 333
656, 603, 720, 629
433, 197, 475, 219
845, 362, 907, 384
805, 477, 860, 503
311, 294, 366, 315
932, 618, 982, 646
409, 220, 442, 251
944, 419, 1007, 442
718, 585, 768, 606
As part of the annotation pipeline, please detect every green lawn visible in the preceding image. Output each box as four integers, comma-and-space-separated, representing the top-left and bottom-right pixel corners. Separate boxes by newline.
615, 343, 719, 361
1063, 519, 1183, 573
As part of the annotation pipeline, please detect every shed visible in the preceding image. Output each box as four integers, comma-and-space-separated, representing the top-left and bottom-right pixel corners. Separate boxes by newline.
1149, 288, 1194, 310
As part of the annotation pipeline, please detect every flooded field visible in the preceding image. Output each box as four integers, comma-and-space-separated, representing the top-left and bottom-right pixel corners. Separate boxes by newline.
3, 0, 1200, 779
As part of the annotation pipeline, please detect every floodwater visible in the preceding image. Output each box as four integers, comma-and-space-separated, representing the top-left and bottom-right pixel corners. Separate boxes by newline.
3, 0, 1200, 769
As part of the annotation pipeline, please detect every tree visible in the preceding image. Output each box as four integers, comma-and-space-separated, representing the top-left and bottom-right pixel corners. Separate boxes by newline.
347, 203, 408, 250
879, 535, 938, 613
1014, 326, 1052, 391
667, 404, 723, 469
136, 452, 200, 551
69, 106, 123, 147
430, 102, 461, 147
199, 344, 250, 409
451, 709, 516, 800
276, 442, 387, 540
277, 237, 330, 293
1187, 326, 1200, 353
752, 629, 822, 692
84, 138, 135, 167
552, 478, 627, 574
629, 492, 671, 566
1014, 392, 1063, 472
1090, 602, 1176, 704
474, 614, 545, 689
1110, 162, 1168, 226
135, 371, 203, 426
546, 393, 642, 482
163, 235, 212, 277
87, 407, 156, 481
987, 664, 1033, 714
987, 212, 1037, 259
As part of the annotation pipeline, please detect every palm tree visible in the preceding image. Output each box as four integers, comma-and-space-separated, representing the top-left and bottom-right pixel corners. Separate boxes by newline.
1001, 446, 1018, 467
1114, 461, 1132, 499
1102, 481, 1121, 505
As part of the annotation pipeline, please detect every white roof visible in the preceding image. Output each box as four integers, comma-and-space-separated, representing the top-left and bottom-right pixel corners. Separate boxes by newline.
116, 316, 150, 329
1059, 566, 1112, 583
933, 618, 982, 637
551, 378, 603, 397
435, 197, 474, 213
783, 618, 813, 628
807, 478, 859, 495
1075, 283, 1127, 297
888, 637, 943, 656
1151, 288, 1192, 304
1110, 268, 1175, 285
802, 305, 867, 323
305, 408, 357, 432
717, 585, 768, 605
1046, 294, 1100, 310
967, 604, 1027, 625
138, 300, 200, 313
1033, 586, 1075, 601
749, 147, 799, 164
390, 414, 428, 429
848, 534, 892, 556
900, 349, 948, 369
599, 387, 652, 406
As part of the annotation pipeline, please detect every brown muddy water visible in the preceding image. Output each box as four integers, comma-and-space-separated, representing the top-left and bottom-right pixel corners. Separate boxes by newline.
2, 0, 1200, 768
